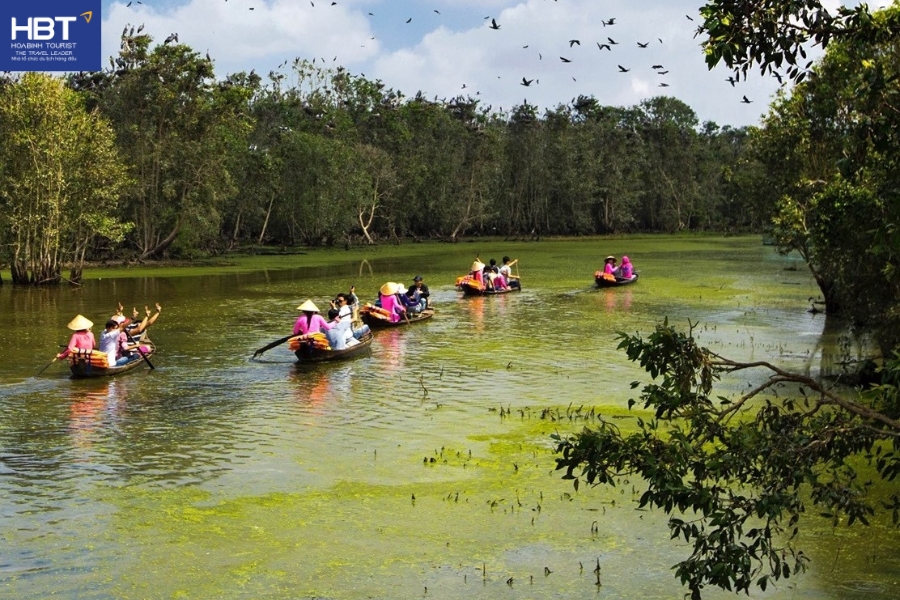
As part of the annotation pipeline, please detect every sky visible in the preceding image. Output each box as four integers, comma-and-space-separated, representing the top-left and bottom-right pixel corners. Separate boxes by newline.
97, 0, 893, 129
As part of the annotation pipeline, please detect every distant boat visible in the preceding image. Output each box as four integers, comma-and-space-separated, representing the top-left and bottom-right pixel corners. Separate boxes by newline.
455, 274, 521, 296
360, 306, 435, 328
595, 272, 639, 288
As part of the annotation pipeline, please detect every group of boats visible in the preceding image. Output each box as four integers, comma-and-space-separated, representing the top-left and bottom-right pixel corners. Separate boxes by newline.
56, 256, 638, 376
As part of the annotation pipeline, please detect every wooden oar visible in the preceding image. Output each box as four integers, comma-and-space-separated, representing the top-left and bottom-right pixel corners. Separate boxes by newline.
252, 334, 294, 359
36, 357, 57, 376
127, 332, 155, 369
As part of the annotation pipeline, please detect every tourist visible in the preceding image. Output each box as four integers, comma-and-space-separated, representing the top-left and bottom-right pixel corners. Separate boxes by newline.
499, 256, 520, 289
620, 256, 635, 279
410, 275, 430, 310
99, 319, 134, 367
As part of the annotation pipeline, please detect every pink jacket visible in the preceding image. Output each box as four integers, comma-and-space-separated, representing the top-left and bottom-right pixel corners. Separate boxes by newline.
293, 314, 332, 336
58, 331, 96, 359
379, 293, 404, 323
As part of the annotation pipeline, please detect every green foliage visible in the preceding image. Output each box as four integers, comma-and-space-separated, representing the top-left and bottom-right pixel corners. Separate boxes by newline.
750, 2, 900, 351
699, 0, 900, 83
0, 73, 129, 284
554, 322, 900, 599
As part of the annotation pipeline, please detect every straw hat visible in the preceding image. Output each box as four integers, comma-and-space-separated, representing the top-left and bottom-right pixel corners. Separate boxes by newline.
297, 299, 320, 313
67, 314, 93, 331
471, 260, 485, 272
605, 255, 616, 262
396, 284, 408, 294
380, 282, 400, 296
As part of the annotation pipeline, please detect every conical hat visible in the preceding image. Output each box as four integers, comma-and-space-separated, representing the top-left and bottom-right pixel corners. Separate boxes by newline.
380, 282, 399, 296
471, 260, 485, 272
297, 299, 320, 313
67, 314, 93, 331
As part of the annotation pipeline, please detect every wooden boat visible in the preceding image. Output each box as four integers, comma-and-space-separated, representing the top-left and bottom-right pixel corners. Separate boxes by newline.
595, 272, 639, 288
292, 331, 374, 363
360, 306, 435, 328
455, 275, 521, 296
68, 341, 156, 378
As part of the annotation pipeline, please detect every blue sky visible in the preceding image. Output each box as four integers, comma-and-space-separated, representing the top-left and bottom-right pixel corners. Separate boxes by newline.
96, 0, 890, 128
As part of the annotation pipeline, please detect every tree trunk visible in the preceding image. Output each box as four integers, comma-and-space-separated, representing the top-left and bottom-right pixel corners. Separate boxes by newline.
140, 217, 181, 260
258, 192, 275, 245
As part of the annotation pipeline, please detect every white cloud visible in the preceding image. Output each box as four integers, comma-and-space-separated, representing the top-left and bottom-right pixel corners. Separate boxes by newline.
107, 0, 881, 127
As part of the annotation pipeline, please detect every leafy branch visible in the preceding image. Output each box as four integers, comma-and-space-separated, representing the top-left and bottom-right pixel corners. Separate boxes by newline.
553, 321, 900, 598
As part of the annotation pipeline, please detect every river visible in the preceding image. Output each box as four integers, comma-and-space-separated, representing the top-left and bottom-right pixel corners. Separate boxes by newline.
1, 236, 896, 599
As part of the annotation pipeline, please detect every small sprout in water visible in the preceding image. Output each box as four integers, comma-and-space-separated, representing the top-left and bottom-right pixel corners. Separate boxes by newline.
544, 566, 552, 576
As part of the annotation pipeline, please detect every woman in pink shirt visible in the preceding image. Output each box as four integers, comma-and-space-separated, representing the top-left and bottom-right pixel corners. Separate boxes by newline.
56, 314, 96, 359
378, 282, 406, 323
293, 300, 334, 337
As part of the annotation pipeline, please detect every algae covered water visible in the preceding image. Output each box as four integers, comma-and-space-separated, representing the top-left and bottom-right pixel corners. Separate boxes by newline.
1, 236, 896, 599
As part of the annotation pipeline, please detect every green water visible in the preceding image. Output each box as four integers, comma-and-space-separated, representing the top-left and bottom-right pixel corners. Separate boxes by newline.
1, 236, 896, 599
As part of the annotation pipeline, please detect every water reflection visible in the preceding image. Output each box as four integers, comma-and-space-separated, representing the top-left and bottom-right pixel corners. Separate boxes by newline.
597, 287, 634, 313
67, 380, 126, 453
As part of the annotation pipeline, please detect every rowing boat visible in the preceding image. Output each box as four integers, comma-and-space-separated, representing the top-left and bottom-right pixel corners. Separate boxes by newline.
455, 276, 522, 296
292, 331, 374, 362
360, 307, 435, 328
68, 341, 156, 378
595, 272, 639, 287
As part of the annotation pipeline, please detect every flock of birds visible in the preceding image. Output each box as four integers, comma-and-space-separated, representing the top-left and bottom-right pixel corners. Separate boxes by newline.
119, 1, 760, 109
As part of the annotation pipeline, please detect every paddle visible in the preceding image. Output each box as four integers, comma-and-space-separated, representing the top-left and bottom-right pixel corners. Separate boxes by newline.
36, 357, 57, 376
126, 331, 155, 369
252, 334, 294, 359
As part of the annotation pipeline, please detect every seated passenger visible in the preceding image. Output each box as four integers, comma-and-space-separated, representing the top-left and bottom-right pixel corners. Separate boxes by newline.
620, 255, 634, 279
410, 275, 430, 310
499, 256, 520, 289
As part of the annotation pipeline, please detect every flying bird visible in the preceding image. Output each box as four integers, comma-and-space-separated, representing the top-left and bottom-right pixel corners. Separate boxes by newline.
406, 17, 412, 23
652, 64, 664, 69
163, 33, 178, 44
658, 70, 669, 75
521, 77, 533, 86
617, 65, 629, 72
597, 43, 610, 51
741, 95, 752, 103
569, 39, 580, 47
659, 83, 670, 87
726, 75, 737, 86
607, 37, 618, 45
637, 42, 649, 48
489, 18, 500, 30
560, 56, 572, 63
686, 15, 694, 21
602, 18, 616, 26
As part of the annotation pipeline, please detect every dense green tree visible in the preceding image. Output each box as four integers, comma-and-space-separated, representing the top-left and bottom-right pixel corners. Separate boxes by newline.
750, 3, 900, 351
97, 34, 253, 258
0, 73, 128, 284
